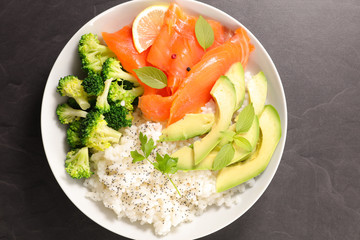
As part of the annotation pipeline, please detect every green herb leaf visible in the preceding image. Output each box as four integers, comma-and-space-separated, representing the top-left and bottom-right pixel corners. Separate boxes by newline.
139, 132, 147, 149
233, 136, 253, 152
155, 153, 178, 174
131, 150, 145, 163
212, 143, 235, 171
195, 16, 215, 51
220, 130, 236, 142
133, 131, 181, 196
138, 132, 156, 158
144, 138, 156, 158
134, 66, 167, 89
236, 103, 255, 133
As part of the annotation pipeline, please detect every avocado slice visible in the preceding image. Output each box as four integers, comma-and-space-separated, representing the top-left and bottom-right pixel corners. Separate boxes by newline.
174, 111, 260, 171
171, 146, 194, 170
225, 62, 245, 110
247, 71, 267, 115
193, 76, 236, 165
216, 105, 282, 192
159, 113, 215, 142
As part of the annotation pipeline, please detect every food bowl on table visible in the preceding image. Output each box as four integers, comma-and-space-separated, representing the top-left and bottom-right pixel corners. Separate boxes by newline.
41, 0, 287, 239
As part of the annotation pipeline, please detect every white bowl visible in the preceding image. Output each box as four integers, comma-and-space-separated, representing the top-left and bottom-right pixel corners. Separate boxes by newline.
41, 0, 287, 239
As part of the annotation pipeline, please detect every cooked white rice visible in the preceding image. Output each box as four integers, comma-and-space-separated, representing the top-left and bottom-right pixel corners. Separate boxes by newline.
84, 72, 255, 235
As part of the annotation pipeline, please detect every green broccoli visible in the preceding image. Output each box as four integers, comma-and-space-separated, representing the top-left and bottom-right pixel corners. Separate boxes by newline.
108, 81, 144, 111
102, 57, 139, 85
82, 73, 104, 96
95, 78, 113, 112
81, 110, 122, 151
67, 98, 80, 109
67, 120, 83, 149
103, 104, 132, 130
57, 76, 90, 110
121, 80, 136, 90
78, 33, 115, 74
65, 147, 92, 179
56, 103, 88, 124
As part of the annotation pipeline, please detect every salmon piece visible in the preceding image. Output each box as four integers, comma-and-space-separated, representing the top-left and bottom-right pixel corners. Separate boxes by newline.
139, 95, 174, 122
167, 19, 233, 92
147, 3, 231, 93
146, 3, 187, 73
168, 27, 254, 125
102, 26, 157, 95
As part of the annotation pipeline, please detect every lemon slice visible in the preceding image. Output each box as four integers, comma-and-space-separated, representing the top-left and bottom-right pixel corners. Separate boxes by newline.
132, 5, 168, 53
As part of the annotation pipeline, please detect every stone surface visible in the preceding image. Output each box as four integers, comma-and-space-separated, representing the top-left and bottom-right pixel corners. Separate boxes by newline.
0, 0, 359, 239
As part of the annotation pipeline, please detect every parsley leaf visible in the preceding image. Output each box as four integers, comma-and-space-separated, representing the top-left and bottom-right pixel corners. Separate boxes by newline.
155, 153, 178, 174
139, 132, 156, 158
131, 150, 145, 163
131, 131, 181, 196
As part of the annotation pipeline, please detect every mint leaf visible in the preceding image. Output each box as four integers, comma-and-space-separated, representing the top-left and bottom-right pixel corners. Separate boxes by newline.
236, 103, 255, 133
220, 130, 236, 142
212, 143, 235, 171
131, 150, 145, 163
233, 136, 253, 152
134, 67, 167, 89
195, 16, 214, 51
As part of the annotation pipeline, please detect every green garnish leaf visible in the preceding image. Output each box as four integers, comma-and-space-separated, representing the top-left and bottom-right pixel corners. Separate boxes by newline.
131, 131, 181, 196
233, 136, 253, 152
236, 103, 255, 133
131, 150, 145, 163
139, 132, 147, 148
144, 138, 156, 158
195, 16, 215, 51
134, 66, 167, 89
220, 130, 236, 142
155, 153, 178, 174
212, 143, 235, 171
138, 132, 156, 158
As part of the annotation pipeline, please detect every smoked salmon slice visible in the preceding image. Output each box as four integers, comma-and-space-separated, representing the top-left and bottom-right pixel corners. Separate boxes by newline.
147, 3, 231, 93
102, 4, 253, 125
102, 26, 157, 95
168, 27, 254, 125
139, 95, 174, 122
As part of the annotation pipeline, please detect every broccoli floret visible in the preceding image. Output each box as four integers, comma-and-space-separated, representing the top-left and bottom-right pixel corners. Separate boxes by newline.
78, 33, 115, 74
102, 57, 139, 85
67, 120, 84, 149
65, 147, 92, 179
81, 110, 122, 151
103, 104, 132, 130
95, 78, 113, 112
122, 80, 135, 90
67, 98, 80, 109
57, 76, 90, 110
82, 73, 104, 96
56, 103, 87, 124
108, 81, 144, 111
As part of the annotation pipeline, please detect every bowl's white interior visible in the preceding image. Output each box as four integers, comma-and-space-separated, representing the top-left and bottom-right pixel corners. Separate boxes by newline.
41, 0, 287, 239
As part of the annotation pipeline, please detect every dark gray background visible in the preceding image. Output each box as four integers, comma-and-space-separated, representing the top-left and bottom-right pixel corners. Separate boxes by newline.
1, 0, 359, 239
